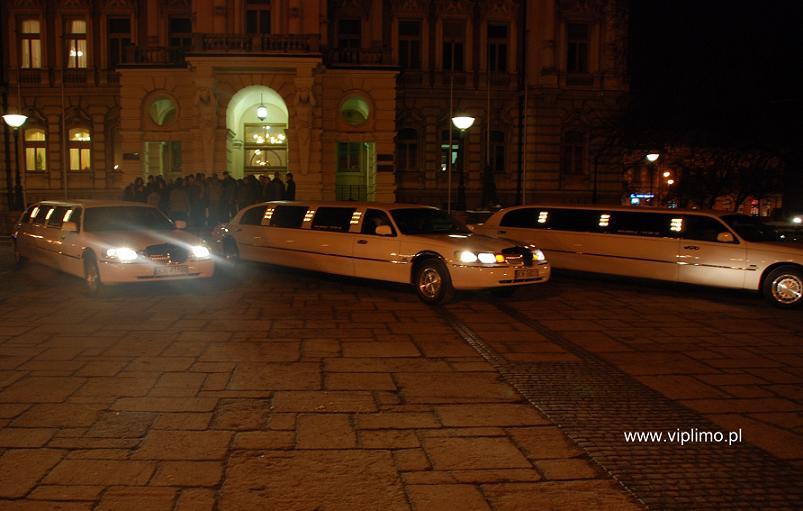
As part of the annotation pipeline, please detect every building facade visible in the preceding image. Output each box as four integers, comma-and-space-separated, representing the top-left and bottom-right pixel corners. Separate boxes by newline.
0, 0, 627, 211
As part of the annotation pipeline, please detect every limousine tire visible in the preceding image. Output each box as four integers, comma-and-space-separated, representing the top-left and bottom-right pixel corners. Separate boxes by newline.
414, 259, 454, 305
763, 266, 803, 308
83, 253, 104, 297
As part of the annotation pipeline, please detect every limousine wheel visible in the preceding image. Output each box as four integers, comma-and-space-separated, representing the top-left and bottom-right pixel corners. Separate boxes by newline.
83, 254, 104, 297
414, 259, 454, 305
763, 266, 803, 308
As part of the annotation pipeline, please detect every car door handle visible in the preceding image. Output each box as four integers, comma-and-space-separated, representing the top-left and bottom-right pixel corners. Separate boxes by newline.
497, 230, 507, 235
357, 239, 368, 245
683, 245, 700, 250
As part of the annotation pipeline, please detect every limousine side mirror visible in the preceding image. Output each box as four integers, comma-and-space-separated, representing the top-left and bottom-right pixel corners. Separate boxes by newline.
62, 221, 78, 233
375, 225, 393, 236
717, 232, 734, 243
174, 220, 187, 230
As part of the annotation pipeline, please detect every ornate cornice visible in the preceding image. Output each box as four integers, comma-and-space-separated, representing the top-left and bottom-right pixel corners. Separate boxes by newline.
331, 0, 372, 17
390, 0, 430, 16
557, 0, 607, 21
436, 0, 472, 17
482, 0, 517, 18
12, 0, 44, 8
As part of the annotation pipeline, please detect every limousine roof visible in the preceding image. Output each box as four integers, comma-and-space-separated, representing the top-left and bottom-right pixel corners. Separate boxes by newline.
34, 199, 152, 208
495, 204, 737, 219
255, 200, 440, 210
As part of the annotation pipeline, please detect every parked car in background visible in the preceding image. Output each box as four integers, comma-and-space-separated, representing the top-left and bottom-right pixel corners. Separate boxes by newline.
213, 201, 550, 304
12, 200, 214, 294
473, 204, 803, 308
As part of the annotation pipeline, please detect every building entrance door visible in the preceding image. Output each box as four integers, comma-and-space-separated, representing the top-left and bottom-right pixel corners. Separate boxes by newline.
336, 142, 375, 201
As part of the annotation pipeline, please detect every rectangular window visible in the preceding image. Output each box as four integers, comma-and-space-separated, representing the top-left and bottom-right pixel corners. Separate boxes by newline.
567, 23, 589, 73
24, 128, 47, 172
490, 131, 505, 172
398, 20, 421, 69
561, 131, 586, 175
440, 131, 459, 172
443, 20, 465, 71
397, 128, 418, 172
32, 205, 53, 225
168, 17, 193, 48
683, 215, 731, 242
20, 19, 42, 68
46, 206, 70, 229
501, 208, 539, 228
311, 207, 355, 232
66, 19, 88, 68
338, 19, 361, 49
548, 209, 600, 232
337, 142, 362, 172
487, 23, 508, 72
269, 205, 308, 228
240, 205, 268, 225
70, 149, 91, 171
246, 0, 271, 34
107, 17, 131, 68
609, 212, 677, 238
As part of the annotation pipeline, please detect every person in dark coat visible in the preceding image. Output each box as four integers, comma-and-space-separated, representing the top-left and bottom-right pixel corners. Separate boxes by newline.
284, 172, 296, 200
269, 173, 285, 201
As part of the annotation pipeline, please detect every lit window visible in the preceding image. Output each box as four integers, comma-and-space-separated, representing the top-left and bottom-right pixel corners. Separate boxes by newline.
24, 128, 47, 172
599, 214, 610, 227
670, 218, 683, 232
66, 19, 88, 68
340, 96, 370, 126
20, 19, 42, 68
69, 128, 92, 171
538, 211, 548, 224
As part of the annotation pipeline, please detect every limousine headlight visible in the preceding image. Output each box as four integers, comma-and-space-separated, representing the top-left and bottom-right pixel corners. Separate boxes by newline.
532, 249, 546, 262
457, 250, 502, 264
191, 245, 211, 259
106, 247, 138, 262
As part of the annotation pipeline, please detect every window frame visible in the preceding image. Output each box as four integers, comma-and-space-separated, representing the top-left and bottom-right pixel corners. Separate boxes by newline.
561, 129, 587, 176
269, 205, 308, 229
245, 0, 272, 35
19, 18, 42, 69
442, 19, 465, 71
397, 128, 418, 172
398, 19, 422, 70
68, 127, 92, 172
24, 126, 47, 172
65, 18, 88, 69
311, 207, 356, 232
567, 22, 590, 74
487, 23, 508, 73
107, 16, 132, 68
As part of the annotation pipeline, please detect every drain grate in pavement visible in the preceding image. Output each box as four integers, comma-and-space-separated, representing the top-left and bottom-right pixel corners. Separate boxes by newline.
440, 303, 803, 510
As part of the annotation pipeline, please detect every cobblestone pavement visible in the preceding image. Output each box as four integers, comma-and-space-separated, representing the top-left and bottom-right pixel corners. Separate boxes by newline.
0, 247, 801, 509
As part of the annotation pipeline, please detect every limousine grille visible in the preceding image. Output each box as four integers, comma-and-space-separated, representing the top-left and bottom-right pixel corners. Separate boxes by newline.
145, 244, 188, 264
502, 247, 533, 267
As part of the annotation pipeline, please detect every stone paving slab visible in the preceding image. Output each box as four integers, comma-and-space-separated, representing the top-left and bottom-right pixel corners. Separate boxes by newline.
12, 258, 784, 509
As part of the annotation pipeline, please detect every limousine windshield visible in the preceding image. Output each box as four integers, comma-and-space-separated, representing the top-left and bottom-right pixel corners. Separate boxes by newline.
721, 214, 783, 243
84, 206, 175, 232
391, 208, 470, 235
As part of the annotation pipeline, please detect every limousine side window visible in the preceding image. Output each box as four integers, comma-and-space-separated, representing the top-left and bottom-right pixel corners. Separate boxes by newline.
312, 207, 355, 232
46, 206, 70, 228
65, 208, 81, 230
500, 208, 540, 228
609, 212, 678, 238
269, 205, 308, 228
362, 209, 396, 236
20, 205, 37, 223
240, 206, 268, 226
683, 215, 736, 243
31, 205, 53, 225
548, 209, 602, 232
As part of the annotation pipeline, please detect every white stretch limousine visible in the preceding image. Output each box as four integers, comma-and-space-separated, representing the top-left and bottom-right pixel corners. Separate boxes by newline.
214, 201, 550, 303
12, 200, 214, 294
474, 205, 803, 307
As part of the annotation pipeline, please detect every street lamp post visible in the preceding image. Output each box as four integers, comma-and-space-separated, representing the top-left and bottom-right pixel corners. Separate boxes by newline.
645, 152, 660, 206
452, 115, 474, 211
3, 113, 28, 210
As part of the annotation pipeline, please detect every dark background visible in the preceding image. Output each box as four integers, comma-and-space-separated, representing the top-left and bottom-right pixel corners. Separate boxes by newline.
628, 0, 803, 147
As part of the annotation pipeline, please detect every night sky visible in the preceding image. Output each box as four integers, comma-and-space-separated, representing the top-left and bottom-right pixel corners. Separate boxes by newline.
627, 0, 803, 149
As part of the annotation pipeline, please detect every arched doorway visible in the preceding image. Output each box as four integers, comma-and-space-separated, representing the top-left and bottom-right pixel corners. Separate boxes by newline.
226, 86, 288, 179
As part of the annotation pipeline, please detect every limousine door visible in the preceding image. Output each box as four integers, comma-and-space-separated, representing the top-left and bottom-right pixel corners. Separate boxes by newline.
677, 215, 747, 289
352, 209, 404, 283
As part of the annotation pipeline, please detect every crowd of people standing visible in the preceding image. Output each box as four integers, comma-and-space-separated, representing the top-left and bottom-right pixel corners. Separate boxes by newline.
122, 171, 296, 228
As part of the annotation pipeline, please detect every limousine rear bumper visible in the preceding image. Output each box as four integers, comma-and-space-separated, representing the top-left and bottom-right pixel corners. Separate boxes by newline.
99, 260, 215, 283
449, 262, 551, 290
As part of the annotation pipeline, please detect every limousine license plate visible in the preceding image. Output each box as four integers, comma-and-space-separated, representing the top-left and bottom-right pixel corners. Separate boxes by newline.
154, 265, 189, 276
514, 268, 540, 281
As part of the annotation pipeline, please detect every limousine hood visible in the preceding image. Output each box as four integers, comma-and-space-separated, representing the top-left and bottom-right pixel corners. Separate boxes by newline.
82, 230, 204, 250
414, 233, 526, 252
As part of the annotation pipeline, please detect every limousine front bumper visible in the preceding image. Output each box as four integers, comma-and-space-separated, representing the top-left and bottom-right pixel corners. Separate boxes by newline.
99, 259, 215, 283
449, 262, 551, 290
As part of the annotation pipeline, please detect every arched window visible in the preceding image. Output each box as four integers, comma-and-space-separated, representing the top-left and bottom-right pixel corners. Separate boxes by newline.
397, 128, 418, 171
561, 130, 587, 175
24, 127, 47, 172
69, 128, 92, 171
340, 96, 370, 126
149, 98, 177, 126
